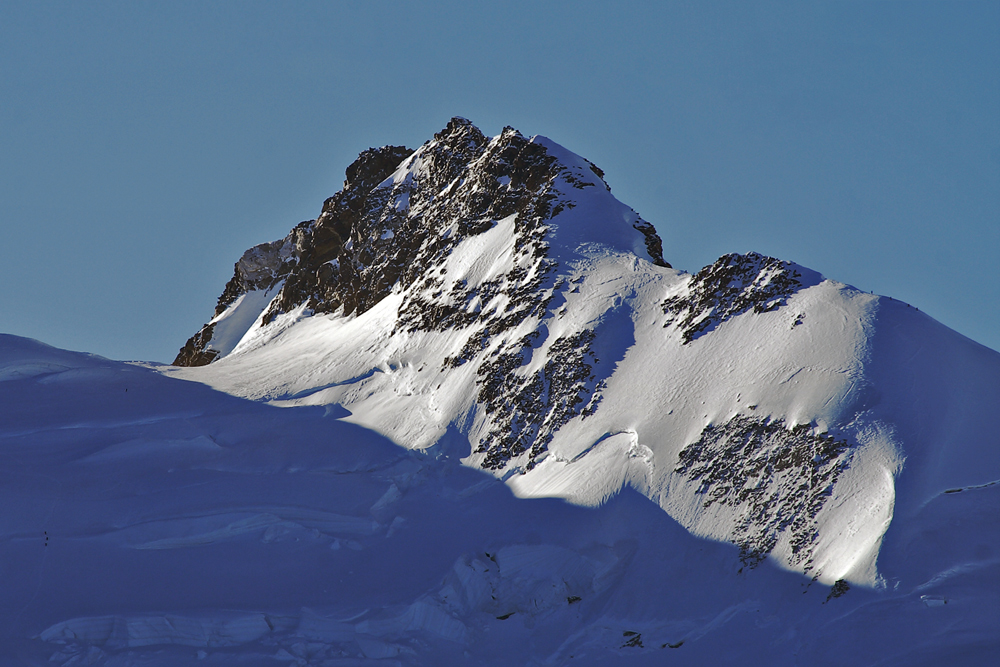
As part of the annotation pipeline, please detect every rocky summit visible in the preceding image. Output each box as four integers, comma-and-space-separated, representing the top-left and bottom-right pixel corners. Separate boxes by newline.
174, 117, 666, 367
172, 117, 674, 481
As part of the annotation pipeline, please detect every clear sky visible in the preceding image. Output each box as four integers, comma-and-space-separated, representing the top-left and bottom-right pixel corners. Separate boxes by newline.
2, 1, 998, 361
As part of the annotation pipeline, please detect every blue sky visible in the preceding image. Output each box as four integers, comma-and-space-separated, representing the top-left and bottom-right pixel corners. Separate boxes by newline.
2, 1, 998, 360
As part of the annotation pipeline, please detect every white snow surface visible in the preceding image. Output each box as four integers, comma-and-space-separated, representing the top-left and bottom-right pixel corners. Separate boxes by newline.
204, 283, 284, 358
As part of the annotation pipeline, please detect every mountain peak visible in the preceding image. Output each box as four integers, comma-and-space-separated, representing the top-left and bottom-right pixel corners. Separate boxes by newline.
174, 119, 668, 367
433, 115, 488, 146
10, 118, 997, 664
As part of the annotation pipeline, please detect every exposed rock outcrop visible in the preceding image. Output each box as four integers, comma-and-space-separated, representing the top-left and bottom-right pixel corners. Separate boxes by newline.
662, 252, 803, 344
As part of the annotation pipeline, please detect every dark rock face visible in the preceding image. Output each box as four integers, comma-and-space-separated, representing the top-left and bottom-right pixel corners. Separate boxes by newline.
476, 330, 601, 470
662, 252, 803, 344
173, 324, 220, 367
389, 120, 563, 334
261, 144, 416, 323
634, 219, 667, 270
675, 415, 851, 572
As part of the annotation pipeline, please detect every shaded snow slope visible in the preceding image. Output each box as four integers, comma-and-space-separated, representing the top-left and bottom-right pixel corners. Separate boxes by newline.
2, 334, 997, 666
165, 120, 1000, 594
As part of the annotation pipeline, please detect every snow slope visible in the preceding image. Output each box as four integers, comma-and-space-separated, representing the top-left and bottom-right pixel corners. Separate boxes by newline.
2, 334, 997, 666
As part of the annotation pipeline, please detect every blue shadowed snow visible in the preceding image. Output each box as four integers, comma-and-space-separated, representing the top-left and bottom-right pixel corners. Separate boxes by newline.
1, 334, 997, 665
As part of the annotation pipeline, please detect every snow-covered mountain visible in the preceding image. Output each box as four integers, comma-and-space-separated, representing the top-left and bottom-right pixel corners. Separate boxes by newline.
170, 117, 998, 587
2, 119, 996, 665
